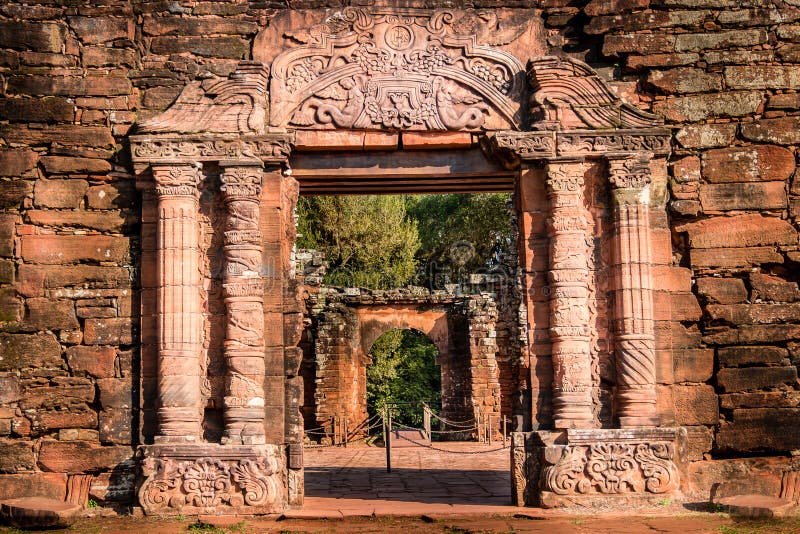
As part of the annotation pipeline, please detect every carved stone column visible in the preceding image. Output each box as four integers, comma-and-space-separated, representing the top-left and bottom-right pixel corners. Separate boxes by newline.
220, 161, 267, 445
152, 164, 203, 442
545, 161, 594, 429
608, 154, 659, 427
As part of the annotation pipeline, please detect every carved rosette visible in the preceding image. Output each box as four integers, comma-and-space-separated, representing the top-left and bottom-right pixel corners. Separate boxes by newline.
220, 164, 267, 444
138, 448, 283, 515
607, 155, 659, 427
152, 164, 204, 442
541, 441, 679, 496
545, 162, 594, 429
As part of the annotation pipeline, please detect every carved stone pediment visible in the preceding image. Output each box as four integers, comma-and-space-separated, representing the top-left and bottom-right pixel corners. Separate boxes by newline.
137, 63, 270, 135
260, 8, 543, 131
528, 57, 664, 131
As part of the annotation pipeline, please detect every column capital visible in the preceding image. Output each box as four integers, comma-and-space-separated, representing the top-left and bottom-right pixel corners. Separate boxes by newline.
151, 163, 202, 198
605, 153, 652, 191
220, 165, 263, 200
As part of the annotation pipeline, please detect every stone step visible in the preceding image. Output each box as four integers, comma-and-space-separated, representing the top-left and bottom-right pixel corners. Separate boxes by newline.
715, 494, 796, 519
0, 496, 81, 529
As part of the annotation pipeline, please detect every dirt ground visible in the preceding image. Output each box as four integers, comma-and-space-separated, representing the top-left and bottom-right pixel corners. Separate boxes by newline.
2, 511, 799, 534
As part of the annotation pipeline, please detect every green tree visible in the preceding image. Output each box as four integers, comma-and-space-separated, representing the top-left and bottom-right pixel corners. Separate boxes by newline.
406, 193, 513, 288
366, 329, 441, 427
297, 195, 420, 289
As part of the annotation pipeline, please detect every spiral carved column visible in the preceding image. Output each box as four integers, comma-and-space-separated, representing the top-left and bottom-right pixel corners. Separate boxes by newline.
545, 161, 594, 429
152, 164, 203, 443
220, 162, 267, 445
608, 154, 659, 427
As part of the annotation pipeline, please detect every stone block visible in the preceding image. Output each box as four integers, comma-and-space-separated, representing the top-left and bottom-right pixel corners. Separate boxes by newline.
0, 332, 62, 370
0, 97, 74, 123
699, 182, 786, 211
0, 180, 33, 210
23, 298, 78, 331
717, 366, 797, 393
0, 21, 65, 53
718, 346, 789, 368
67, 16, 133, 44
66, 346, 116, 379
702, 145, 795, 183
0, 375, 21, 404
30, 408, 97, 436
675, 29, 767, 51
86, 183, 137, 209
0, 440, 35, 473
21, 378, 95, 410
685, 425, 713, 461
671, 292, 702, 321
584, 0, 649, 16
0, 125, 115, 148
675, 123, 737, 149
652, 91, 763, 122
691, 247, 783, 269
41, 156, 111, 174
0, 288, 22, 324
7, 75, 132, 97
750, 272, 800, 302
717, 408, 800, 452
741, 117, 800, 145
0, 213, 15, 257
679, 215, 796, 249
627, 53, 699, 69
84, 318, 133, 345
150, 36, 249, 58
28, 210, 131, 233
20, 235, 130, 265
99, 408, 131, 444
0, 150, 37, 177
647, 67, 722, 94
672, 384, 718, 425
142, 16, 257, 36
17, 264, 131, 298
0, 473, 66, 501
33, 179, 88, 209
0, 497, 81, 529
673, 348, 714, 383
720, 391, 800, 409
603, 34, 676, 56
696, 277, 747, 304
82, 47, 138, 68
725, 65, 800, 90
671, 156, 700, 184
38, 441, 132, 473
708, 303, 800, 325
97, 378, 131, 409
652, 266, 692, 291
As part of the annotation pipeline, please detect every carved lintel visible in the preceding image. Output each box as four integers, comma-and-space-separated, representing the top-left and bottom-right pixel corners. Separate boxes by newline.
483, 131, 555, 168
556, 130, 670, 157
137, 444, 285, 515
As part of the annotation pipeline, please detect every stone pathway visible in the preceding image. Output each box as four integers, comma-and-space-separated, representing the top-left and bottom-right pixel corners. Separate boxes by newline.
297, 441, 519, 516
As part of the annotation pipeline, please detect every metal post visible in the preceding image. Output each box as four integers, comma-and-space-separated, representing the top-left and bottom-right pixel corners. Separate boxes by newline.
488, 414, 493, 445
385, 407, 392, 473
343, 417, 348, 448
502, 417, 507, 448
423, 403, 431, 441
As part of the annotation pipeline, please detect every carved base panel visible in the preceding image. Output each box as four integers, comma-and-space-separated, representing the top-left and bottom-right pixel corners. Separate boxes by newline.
137, 444, 286, 515
511, 428, 687, 508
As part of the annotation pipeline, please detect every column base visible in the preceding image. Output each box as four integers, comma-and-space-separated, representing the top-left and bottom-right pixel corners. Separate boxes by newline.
511, 427, 687, 508
137, 443, 286, 516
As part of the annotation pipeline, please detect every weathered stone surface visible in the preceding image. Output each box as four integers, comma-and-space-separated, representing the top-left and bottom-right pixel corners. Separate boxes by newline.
20, 378, 95, 410
23, 298, 79, 331
41, 156, 112, 174
0, 497, 81, 529
701, 146, 795, 183
38, 441, 132, 473
679, 215, 797, 248
653, 91, 763, 122
717, 366, 797, 392
20, 235, 130, 264
708, 303, 800, 325
720, 391, 800, 409
718, 346, 789, 368
627, 52, 699, 69
28, 210, 131, 232
675, 29, 768, 51
647, 67, 722, 93
66, 346, 116, 379
0, 150, 37, 177
0, 22, 65, 53
700, 182, 787, 211
143, 16, 257, 36
672, 384, 718, 425
7, 75, 132, 97
725, 65, 800, 89
150, 36, 249, 58
0, 180, 33, 210
0, 473, 66, 501
584, 0, 649, 16
603, 34, 676, 56
0, 97, 74, 123
0, 375, 21, 404
31, 409, 97, 435
0, 440, 35, 473
750, 272, 800, 302
86, 183, 136, 209
717, 409, 800, 452
696, 277, 747, 304
691, 247, 784, 269
33, 179, 88, 209
675, 123, 737, 148
0, 214, 15, 258
685, 425, 713, 461
97, 378, 131, 409
82, 47, 138, 68
0, 125, 115, 148
17, 264, 131, 298
673, 348, 714, 383
68, 16, 133, 44
84, 318, 133, 345
0, 333, 62, 370
741, 117, 800, 145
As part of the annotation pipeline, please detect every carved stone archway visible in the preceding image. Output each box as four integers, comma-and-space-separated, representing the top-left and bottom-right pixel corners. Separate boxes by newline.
130, 5, 684, 515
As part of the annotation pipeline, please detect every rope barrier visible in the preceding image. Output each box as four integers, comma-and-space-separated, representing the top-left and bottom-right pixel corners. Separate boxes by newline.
394, 432, 510, 454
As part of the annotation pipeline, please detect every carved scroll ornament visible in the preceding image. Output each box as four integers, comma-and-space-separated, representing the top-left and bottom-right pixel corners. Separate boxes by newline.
268, 8, 525, 131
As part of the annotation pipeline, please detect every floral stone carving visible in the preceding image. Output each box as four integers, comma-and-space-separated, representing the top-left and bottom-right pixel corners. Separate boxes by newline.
138, 445, 284, 515
264, 8, 527, 131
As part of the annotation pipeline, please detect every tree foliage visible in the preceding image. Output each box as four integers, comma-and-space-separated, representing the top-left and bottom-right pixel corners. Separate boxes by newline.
297, 195, 420, 289
366, 329, 441, 427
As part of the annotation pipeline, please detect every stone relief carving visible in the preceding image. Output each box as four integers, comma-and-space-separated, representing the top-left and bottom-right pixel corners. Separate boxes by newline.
139, 453, 281, 514
542, 442, 679, 496
268, 8, 525, 130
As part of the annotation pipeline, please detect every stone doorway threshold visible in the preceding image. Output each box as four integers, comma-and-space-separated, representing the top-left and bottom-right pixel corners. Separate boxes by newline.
290, 442, 519, 518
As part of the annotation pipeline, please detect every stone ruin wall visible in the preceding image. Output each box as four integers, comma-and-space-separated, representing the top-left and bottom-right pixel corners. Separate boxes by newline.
0, 0, 799, 507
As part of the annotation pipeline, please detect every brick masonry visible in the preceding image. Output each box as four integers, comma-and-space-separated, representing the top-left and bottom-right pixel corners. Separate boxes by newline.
0, 0, 797, 509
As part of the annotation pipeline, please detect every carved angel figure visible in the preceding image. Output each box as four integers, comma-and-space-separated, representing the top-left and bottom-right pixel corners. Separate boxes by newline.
433, 78, 487, 130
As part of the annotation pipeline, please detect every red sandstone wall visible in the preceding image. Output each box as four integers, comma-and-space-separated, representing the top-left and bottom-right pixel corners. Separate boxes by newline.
0, 0, 798, 504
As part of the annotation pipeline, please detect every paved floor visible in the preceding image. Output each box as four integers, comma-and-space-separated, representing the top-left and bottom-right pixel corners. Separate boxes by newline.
298, 441, 519, 516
